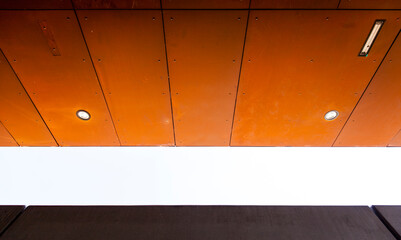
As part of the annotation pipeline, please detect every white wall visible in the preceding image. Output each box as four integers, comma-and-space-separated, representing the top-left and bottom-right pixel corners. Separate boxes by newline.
0, 147, 400, 206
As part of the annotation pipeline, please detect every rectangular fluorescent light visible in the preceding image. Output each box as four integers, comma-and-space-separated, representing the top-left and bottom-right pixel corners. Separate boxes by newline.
359, 20, 385, 57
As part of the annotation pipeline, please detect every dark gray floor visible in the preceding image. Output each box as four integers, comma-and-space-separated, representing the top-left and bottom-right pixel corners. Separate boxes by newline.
0, 206, 396, 240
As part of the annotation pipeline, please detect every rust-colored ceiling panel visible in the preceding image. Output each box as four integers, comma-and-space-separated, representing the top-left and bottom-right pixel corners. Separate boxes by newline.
0, 0, 72, 9
0, 51, 57, 146
164, 10, 247, 146
72, 0, 160, 9
334, 33, 401, 147
0, 122, 17, 146
232, 11, 401, 146
389, 130, 401, 146
77, 10, 174, 146
162, 0, 249, 9
0, 11, 120, 146
251, 0, 338, 9
339, 0, 401, 9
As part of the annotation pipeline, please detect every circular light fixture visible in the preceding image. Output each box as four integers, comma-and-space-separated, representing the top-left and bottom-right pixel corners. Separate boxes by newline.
324, 110, 339, 121
76, 110, 91, 120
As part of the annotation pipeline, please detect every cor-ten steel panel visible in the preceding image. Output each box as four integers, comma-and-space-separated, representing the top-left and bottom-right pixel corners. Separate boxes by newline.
0, 0, 72, 9
232, 11, 401, 146
339, 0, 401, 9
335, 33, 401, 146
251, 0, 338, 9
0, 51, 56, 146
164, 10, 247, 146
0, 122, 17, 146
0, 11, 120, 146
77, 10, 174, 146
162, 0, 250, 9
72, 0, 160, 9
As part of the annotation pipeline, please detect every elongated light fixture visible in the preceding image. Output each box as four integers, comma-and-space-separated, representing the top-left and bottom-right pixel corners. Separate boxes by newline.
359, 20, 385, 57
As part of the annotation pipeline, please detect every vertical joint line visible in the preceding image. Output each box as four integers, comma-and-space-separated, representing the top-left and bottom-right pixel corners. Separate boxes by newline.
72, 9, 122, 146
336, 0, 342, 9
332, 30, 401, 146
229, 2, 251, 146
160, 0, 177, 146
0, 49, 59, 146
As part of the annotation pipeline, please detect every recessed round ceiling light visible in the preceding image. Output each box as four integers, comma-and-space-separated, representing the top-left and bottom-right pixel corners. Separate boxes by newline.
76, 110, 91, 120
324, 110, 339, 121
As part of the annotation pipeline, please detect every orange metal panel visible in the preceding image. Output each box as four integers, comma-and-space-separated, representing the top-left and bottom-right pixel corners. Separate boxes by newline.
335, 34, 401, 147
339, 0, 401, 9
232, 11, 401, 146
162, 0, 249, 9
73, 0, 160, 9
0, 122, 17, 146
0, 0, 72, 9
0, 11, 120, 146
0, 51, 56, 146
164, 10, 247, 146
389, 130, 401, 146
251, 0, 338, 9
77, 10, 174, 146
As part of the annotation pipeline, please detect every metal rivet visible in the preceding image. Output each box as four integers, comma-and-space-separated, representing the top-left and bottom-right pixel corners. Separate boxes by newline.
98, 59, 101, 62
173, 59, 176, 62
13, 59, 16, 62
170, 17, 174, 21
176, 93, 179, 95
66, 17, 70, 20
310, 59, 314, 62
85, 17, 88, 20
157, 59, 161, 62
255, 17, 258, 20
83, 59, 86, 62
237, 17, 241, 20
152, 17, 156, 20
233, 60, 236, 63
325, 17, 329, 20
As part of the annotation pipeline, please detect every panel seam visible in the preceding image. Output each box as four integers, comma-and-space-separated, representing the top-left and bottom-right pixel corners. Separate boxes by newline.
371, 206, 401, 239
0, 207, 25, 237
160, 0, 177, 146
229, 1, 251, 146
331, 30, 401, 146
0, 49, 59, 146
72, 8, 122, 146
0, 121, 20, 146
387, 128, 401, 147
336, 0, 342, 9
